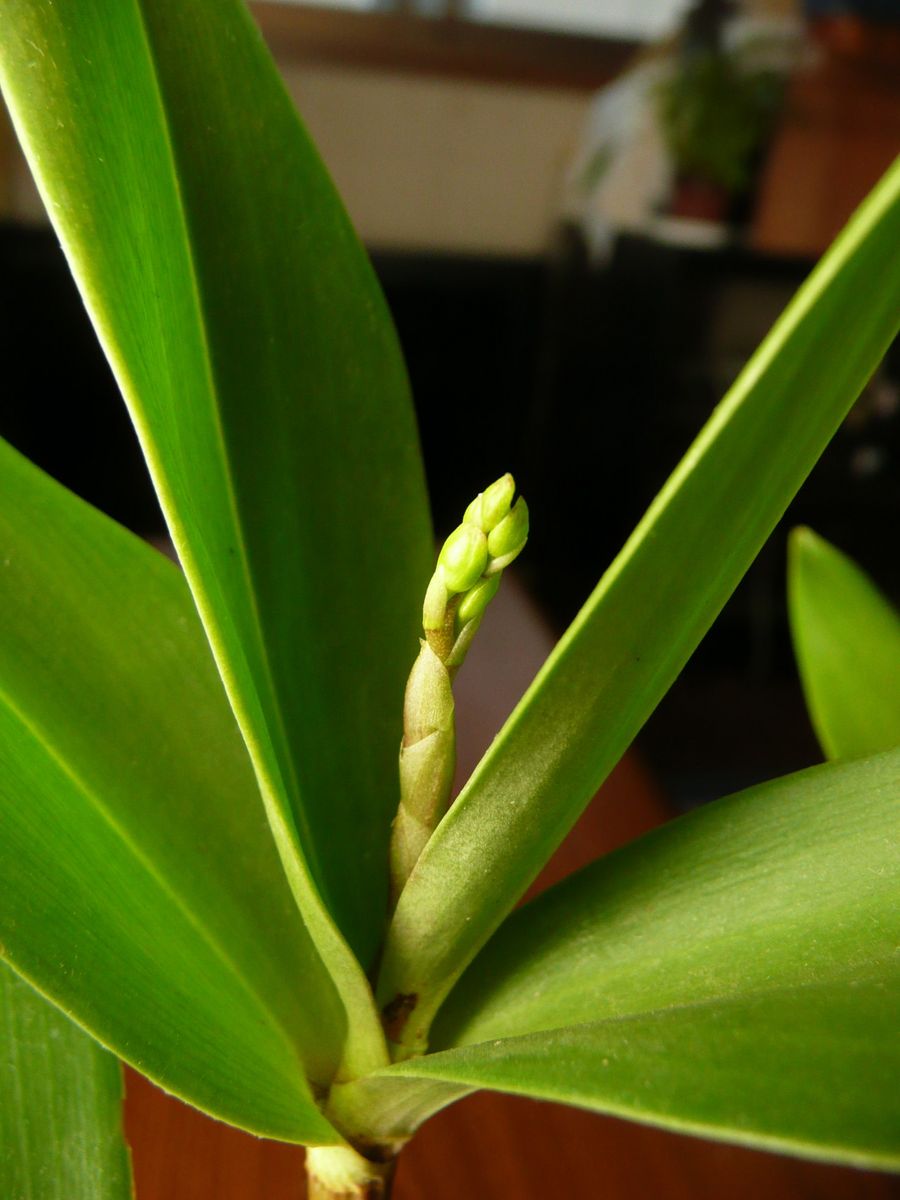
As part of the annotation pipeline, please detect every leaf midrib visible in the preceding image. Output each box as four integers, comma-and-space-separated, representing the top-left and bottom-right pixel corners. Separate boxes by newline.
429, 962, 895, 1060
0, 680, 304, 1071
403, 993, 900, 1172
374, 968, 900, 1168
125, 0, 325, 892
455, 891, 895, 1044
125, 0, 389, 1072
508, 964, 888, 1041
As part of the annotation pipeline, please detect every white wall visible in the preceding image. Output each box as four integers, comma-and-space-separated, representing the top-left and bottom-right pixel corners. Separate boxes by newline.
284, 64, 590, 255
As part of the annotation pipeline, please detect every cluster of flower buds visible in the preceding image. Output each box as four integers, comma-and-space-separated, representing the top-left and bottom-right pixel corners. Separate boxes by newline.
422, 473, 529, 652
389, 475, 528, 911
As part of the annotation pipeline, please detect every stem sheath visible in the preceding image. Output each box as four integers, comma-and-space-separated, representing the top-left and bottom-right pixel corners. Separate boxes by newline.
306, 1146, 396, 1200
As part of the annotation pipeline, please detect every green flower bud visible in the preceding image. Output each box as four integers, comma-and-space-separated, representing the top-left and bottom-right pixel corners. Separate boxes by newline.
422, 569, 449, 631
480, 473, 516, 532
486, 497, 529, 568
463, 473, 516, 533
463, 493, 483, 528
438, 523, 489, 594
392, 477, 530, 910
457, 572, 501, 624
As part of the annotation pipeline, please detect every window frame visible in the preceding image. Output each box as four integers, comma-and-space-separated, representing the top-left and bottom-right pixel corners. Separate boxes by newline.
251, 2, 637, 90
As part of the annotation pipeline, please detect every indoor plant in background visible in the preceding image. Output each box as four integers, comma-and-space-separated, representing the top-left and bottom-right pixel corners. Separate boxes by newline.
0, 2, 899, 1197
656, 38, 784, 223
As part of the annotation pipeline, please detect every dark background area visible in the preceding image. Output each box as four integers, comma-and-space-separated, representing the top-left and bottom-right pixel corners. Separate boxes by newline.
3, 219, 898, 809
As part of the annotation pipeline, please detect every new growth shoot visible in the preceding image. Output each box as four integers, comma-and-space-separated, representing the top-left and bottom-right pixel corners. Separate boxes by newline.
389, 475, 528, 909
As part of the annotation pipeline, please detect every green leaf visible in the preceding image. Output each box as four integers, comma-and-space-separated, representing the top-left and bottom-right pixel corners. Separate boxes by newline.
0, 437, 342, 1144
789, 527, 900, 759
1, 962, 133, 1200
0, 0, 432, 1072
382, 977, 900, 1170
433, 749, 900, 1044
378, 156, 900, 1044
350, 753, 900, 1166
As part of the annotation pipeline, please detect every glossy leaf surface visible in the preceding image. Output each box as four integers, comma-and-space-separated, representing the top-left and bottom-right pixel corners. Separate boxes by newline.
1, 963, 133, 1200
433, 750, 900, 1044
0, 438, 341, 1143
358, 753, 900, 1166
379, 157, 900, 1039
386, 976, 899, 1169
0, 0, 432, 1071
789, 527, 900, 759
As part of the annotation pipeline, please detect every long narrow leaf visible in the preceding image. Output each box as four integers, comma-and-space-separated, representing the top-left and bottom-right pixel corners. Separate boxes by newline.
0, 438, 341, 1143
789, 527, 900, 759
343, 753, 900, 1168
378, 157, 900, 1042
1, 963, 133, 1200
0, 0, 432, 1073
377, 975, 900, 1169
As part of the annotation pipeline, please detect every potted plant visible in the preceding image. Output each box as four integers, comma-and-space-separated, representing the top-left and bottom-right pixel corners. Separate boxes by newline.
657, 42, 784, 225
0, 2, 898, 1196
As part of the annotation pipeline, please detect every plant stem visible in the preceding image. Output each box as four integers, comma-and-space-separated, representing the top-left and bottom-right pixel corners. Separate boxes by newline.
305, 1146, 396, 1199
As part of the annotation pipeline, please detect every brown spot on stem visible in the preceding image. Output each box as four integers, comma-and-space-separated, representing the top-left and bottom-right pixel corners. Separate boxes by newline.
381, 992, 417, 1041
351, 1138, 403, 1166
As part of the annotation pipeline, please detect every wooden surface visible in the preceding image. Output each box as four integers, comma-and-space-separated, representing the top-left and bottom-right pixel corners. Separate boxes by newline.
752, 24, 900, 259
125, 1061, 899, 1199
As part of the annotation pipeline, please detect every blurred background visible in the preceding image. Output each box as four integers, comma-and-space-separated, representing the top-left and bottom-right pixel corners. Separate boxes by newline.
2, 3, 899, 1194
2, 0, 898, 812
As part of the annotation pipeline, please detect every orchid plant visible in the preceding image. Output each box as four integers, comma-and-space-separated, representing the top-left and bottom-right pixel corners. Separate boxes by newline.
0, 2, 898, 1197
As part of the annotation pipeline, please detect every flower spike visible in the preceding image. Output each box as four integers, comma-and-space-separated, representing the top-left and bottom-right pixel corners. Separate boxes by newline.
389, 475, 528, 912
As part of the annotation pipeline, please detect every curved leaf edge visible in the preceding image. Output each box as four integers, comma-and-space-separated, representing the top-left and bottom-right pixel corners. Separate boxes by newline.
0, 955, 343, 1148
0, 0, 390, 1081
430, 746, 899, 1049
378, 156, 900, 1044
367, 979, 900, 1171
128, 0, 391, 1078
788, 525, 900, 760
